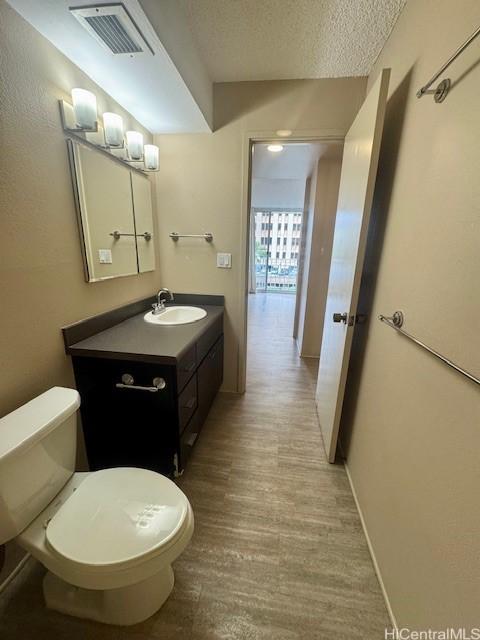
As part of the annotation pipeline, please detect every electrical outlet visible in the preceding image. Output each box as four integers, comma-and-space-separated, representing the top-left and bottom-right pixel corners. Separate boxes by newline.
98, 249, 112, 264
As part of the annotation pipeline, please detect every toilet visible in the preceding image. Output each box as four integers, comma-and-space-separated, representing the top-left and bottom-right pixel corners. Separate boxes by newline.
0, 387, 194, 626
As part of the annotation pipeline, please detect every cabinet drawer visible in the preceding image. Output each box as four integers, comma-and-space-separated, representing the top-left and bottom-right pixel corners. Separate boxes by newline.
178, 374, 197, 433
197, 335, 224, 425
197, 315, 223, 363
180, 410, 201, 471
176, 344, 197, 392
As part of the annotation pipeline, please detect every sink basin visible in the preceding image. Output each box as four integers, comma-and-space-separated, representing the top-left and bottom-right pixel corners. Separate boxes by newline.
144, 306, 207, 326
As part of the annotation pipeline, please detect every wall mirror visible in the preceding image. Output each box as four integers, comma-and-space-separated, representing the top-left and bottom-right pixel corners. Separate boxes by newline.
67, 140, 155, 282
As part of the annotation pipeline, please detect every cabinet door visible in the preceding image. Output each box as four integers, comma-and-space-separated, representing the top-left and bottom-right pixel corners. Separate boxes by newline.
131, 172, 155, 273
73, 357, 177, 475
197, 335, 224, 425
70, 141, 138, 281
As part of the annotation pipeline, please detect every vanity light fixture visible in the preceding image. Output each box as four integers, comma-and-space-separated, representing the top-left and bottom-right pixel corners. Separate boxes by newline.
126, 131, 144, 160
60, 89, 159, 172
144, 144, 159, 171
267, 144, 284, 153
103, 112, 124, 147
71, 88, 98, 131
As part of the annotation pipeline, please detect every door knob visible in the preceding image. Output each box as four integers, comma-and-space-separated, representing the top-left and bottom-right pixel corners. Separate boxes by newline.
333, 313, 348, 324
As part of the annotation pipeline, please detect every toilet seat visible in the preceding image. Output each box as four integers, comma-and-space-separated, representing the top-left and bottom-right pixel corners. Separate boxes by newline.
45, 467, 189, 571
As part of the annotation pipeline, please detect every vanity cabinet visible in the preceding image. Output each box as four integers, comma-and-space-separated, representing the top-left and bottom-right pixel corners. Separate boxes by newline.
66, 302, 224, 478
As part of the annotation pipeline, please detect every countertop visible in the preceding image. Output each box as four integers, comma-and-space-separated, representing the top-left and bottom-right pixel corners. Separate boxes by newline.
66, 304, 224, 365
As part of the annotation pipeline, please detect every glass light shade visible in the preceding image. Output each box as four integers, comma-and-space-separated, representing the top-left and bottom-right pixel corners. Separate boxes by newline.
103, 112, 124, 147
126, 131, 144, 160
71, 88, 97, 130
144, 144, 159, 170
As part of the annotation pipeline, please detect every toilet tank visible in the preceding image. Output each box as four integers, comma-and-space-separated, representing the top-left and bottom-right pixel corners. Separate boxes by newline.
0, 387, 80, 544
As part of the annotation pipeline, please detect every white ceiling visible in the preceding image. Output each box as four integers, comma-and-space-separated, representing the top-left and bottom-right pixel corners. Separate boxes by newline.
6, 0, 212, 133
252, 143, 326, 181
180, 0, 406, 82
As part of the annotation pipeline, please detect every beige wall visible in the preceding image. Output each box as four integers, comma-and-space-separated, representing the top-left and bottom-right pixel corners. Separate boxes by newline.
154, 78, 366, 390
139, 0, 213, 129
341, 0, 480, 628
296, 149, 342, 357
0, 2, 159, 418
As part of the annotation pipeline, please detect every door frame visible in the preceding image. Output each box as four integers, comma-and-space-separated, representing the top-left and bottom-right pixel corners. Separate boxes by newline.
238, 130, 345, 393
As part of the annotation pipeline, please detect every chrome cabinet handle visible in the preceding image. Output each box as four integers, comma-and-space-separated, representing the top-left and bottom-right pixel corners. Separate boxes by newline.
115, 375, 166, 392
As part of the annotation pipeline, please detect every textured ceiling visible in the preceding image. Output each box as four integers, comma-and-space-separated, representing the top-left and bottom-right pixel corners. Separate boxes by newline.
180, 0, 406, 82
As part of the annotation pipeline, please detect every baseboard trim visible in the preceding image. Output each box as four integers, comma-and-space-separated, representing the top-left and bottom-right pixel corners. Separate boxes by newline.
343, 459, 398, 631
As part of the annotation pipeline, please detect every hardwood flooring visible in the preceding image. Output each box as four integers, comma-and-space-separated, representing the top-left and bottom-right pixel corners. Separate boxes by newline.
0, 293, 389, 639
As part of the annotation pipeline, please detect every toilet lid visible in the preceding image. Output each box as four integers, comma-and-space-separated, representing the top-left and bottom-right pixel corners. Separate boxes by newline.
46, 468, 188, 567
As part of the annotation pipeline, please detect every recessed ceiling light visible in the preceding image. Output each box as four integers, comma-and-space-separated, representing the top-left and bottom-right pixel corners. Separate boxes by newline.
267, 144, 284, 153
276, 130, 292, 137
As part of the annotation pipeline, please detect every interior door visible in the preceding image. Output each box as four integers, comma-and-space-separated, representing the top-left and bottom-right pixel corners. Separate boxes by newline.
316, 69, 390, 463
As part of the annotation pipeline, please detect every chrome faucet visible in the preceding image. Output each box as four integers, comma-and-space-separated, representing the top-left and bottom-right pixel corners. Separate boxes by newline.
152, 288, 174, 315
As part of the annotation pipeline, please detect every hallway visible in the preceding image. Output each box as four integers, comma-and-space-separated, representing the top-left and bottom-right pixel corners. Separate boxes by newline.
0, 293, 389, 639
176, 291, 390, 637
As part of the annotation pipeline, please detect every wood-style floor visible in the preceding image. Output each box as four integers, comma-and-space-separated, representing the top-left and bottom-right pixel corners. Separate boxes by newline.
0, 293, 389, 639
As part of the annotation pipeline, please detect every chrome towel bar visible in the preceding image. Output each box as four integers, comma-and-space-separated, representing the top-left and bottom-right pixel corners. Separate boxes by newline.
110, 230, 152, 241
416, 26, 480, 102
170, 232, 213, 242
379, 312, 479, 386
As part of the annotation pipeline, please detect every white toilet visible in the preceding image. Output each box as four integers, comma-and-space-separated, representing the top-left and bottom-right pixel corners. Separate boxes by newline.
0, 387, 194, 626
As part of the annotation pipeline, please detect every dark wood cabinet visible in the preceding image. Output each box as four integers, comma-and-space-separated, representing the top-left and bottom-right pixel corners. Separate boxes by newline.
72, 328, 223, 478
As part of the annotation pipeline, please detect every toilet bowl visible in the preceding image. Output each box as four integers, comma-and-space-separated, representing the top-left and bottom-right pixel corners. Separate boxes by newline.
0, 387, 194, 625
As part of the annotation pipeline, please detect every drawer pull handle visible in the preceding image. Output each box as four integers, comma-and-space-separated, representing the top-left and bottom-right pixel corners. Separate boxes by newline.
185, 433, 198, 447
116, 376, 166, 393
182, 397, 196, 410
183, 361, 196, 373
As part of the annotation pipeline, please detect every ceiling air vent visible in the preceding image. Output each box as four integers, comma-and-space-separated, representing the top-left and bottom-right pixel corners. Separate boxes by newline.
69, 4, 154, 56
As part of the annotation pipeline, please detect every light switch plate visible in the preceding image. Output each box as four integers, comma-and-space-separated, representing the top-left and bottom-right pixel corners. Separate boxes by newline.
98, 249, 112, 264
216, 253, 232, 268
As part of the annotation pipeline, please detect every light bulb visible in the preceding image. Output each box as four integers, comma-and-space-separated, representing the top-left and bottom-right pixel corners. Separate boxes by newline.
144, 144, 159, 170
103, 112, 124, 147
126, 131, 144, 160
71, 88, 97, 130
267, 144, 284, 153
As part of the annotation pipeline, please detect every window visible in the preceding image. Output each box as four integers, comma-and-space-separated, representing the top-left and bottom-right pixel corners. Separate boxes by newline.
284, 223, 288, 230
283, 237, 287, 245
277, 237, 281, 245
268, 237, 272, 245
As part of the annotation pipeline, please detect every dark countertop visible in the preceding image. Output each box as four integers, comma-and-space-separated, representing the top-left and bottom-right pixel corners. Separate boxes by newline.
66, 304, 224, 365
